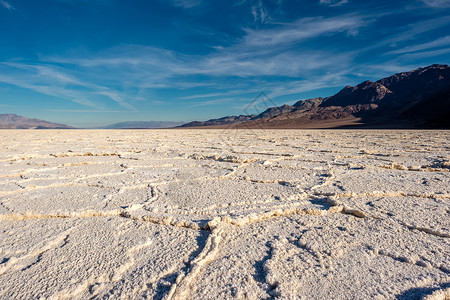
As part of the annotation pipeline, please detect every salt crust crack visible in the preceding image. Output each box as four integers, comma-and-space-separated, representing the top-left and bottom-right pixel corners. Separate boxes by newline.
1, 129, 449, 299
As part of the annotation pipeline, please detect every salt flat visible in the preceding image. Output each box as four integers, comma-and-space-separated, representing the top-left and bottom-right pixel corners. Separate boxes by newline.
0, 129, 449, 300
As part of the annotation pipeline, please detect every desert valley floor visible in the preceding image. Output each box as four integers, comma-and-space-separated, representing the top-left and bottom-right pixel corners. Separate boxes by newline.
0, 129, 449, 300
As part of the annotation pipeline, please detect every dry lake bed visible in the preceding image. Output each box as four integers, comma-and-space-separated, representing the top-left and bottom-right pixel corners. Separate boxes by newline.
0, 129, 449, 300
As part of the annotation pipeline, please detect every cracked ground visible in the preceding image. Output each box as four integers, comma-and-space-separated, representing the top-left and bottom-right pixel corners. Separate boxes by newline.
0, 129, 449, 300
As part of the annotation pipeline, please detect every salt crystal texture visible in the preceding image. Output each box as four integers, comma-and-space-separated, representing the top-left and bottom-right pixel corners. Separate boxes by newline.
0, 129, 449, 299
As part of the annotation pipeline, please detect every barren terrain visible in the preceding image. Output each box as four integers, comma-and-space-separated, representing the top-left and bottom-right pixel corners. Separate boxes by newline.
0, 129, 449, 299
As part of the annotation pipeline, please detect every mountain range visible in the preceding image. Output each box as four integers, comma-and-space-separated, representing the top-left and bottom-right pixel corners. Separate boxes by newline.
180, 64, 450, 129
0, 114, 73, 129
104, 121, 185, 129
2, 64, 449, 129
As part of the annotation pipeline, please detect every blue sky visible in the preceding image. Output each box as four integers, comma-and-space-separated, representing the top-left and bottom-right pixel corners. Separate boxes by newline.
0, 0, 450, 127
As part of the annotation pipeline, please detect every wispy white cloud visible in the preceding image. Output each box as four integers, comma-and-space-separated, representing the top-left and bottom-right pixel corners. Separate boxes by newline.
189, 97, 239, 107
0, 0, 14, 10
71, 98, 99, 107
51, 0, 112, 5
396, 47, 450, 59
170, 0, 202, 8
265, 71, 353, 99
46, 21, 356, 80
240, 14, 368, 49
421, 0, 450, 8
180, 91, 243, 100
351, 15, 450, 55
194, 51, 352, 77
234, 0, 249, 6
96, 91, 137, 111
0, 62, 136, 111
387, 35, 450, 54
251, 0, 270, 24
4, 8, 441, 112
387, 16, 450, 45
188, 71, 355, 108
21, 13, 373, 111
48, 109, 130, 113
319, 0, 349, 7
149, 100, 165, 105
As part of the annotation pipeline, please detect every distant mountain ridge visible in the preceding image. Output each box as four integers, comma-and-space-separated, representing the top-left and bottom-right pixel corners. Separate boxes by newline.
104, 121, 185, 129
180, 115, 256, 127
180, 64, 450, 129
0, 114, 73, 129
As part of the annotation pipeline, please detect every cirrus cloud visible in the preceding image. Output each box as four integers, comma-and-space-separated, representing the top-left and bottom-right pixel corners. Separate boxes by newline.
0, 0, 15, 10
320, 0, 349, 7
421, 0, 450, 8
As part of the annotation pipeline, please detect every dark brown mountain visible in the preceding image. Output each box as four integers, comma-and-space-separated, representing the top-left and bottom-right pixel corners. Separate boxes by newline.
322, 64, 450, 109
180, 64, 450, 129
0, 114, 74, 129
399, 84, 450, 129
